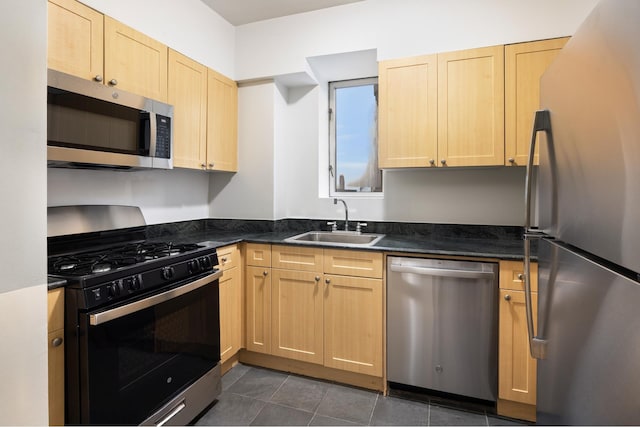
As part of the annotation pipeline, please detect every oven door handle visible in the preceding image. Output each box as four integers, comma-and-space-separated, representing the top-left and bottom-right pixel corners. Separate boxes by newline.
89, 269, 222, 326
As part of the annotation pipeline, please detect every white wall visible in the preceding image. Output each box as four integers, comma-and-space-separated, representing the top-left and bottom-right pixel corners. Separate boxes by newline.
48, 168, 210, 224
0, 1, 48, 425
214, 0, 599, 225
209, 81, 276, 219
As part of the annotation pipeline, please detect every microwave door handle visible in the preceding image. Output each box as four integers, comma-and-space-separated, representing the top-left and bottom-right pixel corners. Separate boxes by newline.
89, 270, 222, 326
148, 112, 157, 156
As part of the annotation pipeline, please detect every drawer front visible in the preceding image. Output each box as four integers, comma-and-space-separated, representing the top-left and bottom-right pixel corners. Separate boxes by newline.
245, 243, 272, 267
499, 260, 538, 292
48, 288, 65, 333
272, 245, 323, 272
217, 244, 239, 271
323, 249, 383, 279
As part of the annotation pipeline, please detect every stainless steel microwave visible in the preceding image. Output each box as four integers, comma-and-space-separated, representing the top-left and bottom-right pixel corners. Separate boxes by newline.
47, 69, 173, 170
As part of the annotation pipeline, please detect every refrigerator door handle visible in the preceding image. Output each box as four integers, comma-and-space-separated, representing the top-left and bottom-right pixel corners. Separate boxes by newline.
523, 109, 552, 360
524, 234, 548, 359
524, 109, 552, 231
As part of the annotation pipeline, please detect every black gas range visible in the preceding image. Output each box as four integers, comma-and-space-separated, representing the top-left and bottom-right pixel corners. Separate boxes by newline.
48, 206, 223, 426
49, 240, 220, 310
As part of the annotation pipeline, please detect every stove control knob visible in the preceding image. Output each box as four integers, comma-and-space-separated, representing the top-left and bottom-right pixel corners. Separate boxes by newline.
128, 275, 141, 291
162, 266, 175, 280
188, 260, 200, 274
199, 256, 212, 271
107, 282, 120, 299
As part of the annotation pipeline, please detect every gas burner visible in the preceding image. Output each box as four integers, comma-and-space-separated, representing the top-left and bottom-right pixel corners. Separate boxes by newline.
48, 241, 204, 277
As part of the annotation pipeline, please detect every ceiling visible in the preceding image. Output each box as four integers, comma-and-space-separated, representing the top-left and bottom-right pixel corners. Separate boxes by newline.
200, 0, 365, 26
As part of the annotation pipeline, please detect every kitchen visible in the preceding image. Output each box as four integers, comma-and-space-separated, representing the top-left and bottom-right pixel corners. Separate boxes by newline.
0, 0, 613, 425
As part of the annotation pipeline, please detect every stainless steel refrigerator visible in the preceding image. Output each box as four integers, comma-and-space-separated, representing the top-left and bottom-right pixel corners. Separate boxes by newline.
523, 0, 640, 424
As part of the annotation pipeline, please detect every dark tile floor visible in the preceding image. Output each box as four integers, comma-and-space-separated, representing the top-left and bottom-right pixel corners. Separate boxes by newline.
193, 364, 527, 426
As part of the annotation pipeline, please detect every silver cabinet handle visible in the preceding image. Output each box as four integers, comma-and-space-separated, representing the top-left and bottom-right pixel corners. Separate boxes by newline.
263, 270, 268, 276
325, 278, 331, 284
440, 159, 446, 165
89, 270, 222, 326
221, 257, 228, 263
108, 78, 118, 86
517, 273, 524, 281
208, 163, 214, 168
429, 159, 435, 166
504, 294, 511, 301
201, 164, 207, 169
390, 264, 494, 280
94, 75, 103, 82
315, 276, 320, 282
508, 157, 515, 164
51, 337, 63, 347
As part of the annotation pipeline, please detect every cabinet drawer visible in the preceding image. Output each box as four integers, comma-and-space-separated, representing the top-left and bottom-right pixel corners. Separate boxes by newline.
272, 245, 323, 272
217, 244, 239, 271
245, 243, 271, 267
323, 249, 383, 279
499, 260, 538, 292
48, 288, 65, 333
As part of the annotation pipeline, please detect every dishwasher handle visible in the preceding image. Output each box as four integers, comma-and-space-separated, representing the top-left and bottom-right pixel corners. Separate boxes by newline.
389, 264, 495, 280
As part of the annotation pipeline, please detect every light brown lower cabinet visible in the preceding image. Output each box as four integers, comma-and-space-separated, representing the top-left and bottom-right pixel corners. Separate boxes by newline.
244, 243, 384, 378
218, 244, 242, 364
498, 260, 538, 422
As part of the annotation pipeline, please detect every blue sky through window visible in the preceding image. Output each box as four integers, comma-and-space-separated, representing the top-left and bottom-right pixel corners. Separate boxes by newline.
334, 83, 379, 191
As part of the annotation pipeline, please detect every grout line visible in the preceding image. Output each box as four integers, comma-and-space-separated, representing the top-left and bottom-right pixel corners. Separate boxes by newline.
367, 392, 380, 426
427, 401, 431, 426
266, 372, 290, 402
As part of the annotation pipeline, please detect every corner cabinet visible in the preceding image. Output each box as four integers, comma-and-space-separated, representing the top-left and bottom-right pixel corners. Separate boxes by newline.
378, 54, 438, 168
497, 260, 538, 422
207, 69, 238, 172
48, 288, 65, 426
505, 37, 570, 166
437, 45, 505, 167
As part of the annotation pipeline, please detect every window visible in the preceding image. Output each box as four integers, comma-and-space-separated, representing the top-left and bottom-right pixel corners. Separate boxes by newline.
329, 78, 382, 196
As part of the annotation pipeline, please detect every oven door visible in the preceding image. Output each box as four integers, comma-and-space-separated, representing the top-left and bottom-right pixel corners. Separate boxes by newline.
74, 271, 221, 425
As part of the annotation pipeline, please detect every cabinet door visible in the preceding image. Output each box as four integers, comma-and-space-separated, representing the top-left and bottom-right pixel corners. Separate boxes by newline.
271, 269, 323, 364
169, 49, 208, 169
219, 267, 241, 363
48, 330, 65, 426
378, 54, 438, 168
245, 243, 271, 268
499, 289, 538, 406
245, 266, 271, 354
438, 45, 505, 166
323, 249, 383, 279
324, 274, 382, 376
206, 68, 238, 171
48, 288, 65, 426
104, 16, 168, 102
505, 37, 570, 166
47, 0, 104, 81
272, 245, 323, 272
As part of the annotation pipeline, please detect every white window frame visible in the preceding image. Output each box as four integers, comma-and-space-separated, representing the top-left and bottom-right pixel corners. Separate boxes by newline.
328, 77, 383, 198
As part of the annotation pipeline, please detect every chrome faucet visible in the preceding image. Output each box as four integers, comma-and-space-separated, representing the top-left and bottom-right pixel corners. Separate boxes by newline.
334, 198, 349, 231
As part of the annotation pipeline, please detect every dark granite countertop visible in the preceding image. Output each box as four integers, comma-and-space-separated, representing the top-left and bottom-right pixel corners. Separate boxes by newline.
48, 219, 534, 290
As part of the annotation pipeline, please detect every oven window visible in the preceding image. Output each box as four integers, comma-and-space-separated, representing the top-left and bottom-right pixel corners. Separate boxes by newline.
82, 282, 219, 425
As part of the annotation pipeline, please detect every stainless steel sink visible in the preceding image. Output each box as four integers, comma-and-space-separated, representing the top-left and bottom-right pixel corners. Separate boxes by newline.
284, 231, 385, 247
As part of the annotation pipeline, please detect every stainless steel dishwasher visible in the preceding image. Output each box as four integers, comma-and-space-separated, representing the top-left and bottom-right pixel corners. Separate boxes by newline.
387, 256, 498, 402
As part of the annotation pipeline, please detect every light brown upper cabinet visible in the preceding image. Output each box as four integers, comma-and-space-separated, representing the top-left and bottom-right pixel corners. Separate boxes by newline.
505, 37, 570, 166
378, 54, 438, 168
104, 17, 168, 102
47, 0, 104, 81
47, 0, 168, 102
169, 49, 208, 169
207, 69, 238, 172
438, 45, 505, 167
